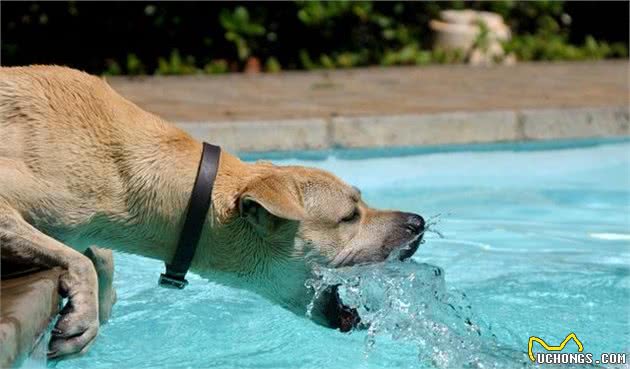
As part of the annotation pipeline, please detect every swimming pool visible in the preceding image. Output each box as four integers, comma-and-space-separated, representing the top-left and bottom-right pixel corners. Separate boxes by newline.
52, 140, 629, 369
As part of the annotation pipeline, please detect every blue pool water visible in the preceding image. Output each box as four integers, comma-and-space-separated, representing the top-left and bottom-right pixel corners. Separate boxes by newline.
53, 140, 629, 369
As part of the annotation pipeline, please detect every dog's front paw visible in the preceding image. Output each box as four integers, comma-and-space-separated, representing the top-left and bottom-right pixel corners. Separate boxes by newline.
48, 298, 99, 359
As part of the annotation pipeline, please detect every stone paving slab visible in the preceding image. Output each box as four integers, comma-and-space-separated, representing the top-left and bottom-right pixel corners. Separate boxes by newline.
519, 107, 629, 140
180, 118, 329, 152
107, 61, 629, 152
108, 61, 628, 122
331, 110, 520, 148
0, 268, 61, 368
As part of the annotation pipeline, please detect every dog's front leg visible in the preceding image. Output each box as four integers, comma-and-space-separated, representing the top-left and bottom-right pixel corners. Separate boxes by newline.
0, 203, 99, 359
84, 246, 116, 323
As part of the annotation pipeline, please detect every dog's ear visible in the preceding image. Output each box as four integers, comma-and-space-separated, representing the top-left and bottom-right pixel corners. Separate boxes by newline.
238, 174, 305, 230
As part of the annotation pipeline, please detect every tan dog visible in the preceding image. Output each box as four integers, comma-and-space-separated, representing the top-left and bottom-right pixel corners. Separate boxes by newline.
0, 65, 425, 359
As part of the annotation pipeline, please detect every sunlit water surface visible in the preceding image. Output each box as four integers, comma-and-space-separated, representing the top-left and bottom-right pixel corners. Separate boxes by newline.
53, 141, 630, 369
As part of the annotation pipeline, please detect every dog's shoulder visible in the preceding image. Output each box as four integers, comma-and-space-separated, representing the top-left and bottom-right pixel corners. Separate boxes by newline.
1, 65, 113, 106
0, 65, 136, 127
1, 64, 102, 83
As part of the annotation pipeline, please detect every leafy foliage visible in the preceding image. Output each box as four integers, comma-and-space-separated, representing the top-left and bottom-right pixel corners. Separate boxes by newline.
1, 1, 627, 75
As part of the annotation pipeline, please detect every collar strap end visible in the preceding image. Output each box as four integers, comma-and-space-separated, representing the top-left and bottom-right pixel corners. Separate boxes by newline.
158, 273, 189, 289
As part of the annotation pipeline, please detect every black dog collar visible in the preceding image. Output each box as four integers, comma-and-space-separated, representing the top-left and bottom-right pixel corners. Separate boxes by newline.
158, 143, 221, 289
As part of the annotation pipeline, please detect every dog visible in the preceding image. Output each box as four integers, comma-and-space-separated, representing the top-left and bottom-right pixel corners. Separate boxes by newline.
0, 65, 425, 359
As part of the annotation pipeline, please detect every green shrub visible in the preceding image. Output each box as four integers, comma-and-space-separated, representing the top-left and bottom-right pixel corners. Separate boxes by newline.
219, 6, 265, 61
505, 34, 627, 61
156, 50, 197, 75
1, 1, 626, 75
204, 59, 230, 74
126, 53, 145, 75
265, 57, 282, 73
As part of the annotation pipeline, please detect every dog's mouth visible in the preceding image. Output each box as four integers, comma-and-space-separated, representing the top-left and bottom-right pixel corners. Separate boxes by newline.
319, 235, 424, 332
395, 235, 423, 262
330, 234, 424, 268
320, 284, 361, 332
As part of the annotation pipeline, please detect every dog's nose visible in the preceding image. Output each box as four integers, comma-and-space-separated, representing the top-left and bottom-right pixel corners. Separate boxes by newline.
404, 213, 425, 235
397, 213, 425, 261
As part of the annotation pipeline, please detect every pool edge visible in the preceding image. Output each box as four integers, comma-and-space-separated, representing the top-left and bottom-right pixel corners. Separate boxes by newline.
0, 268, 62, 368
175, 106, 629, 154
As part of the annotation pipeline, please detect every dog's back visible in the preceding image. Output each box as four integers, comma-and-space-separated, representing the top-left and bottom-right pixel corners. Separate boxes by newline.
0, 65, 168, 162
2, 66, 108, 155
0, 66, 196, 239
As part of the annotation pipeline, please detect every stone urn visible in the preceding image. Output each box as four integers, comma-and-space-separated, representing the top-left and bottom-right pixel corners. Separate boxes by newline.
429, 9, 515, 66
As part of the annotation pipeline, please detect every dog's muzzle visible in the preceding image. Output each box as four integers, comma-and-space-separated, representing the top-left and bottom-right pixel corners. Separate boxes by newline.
398, 213, 425, 261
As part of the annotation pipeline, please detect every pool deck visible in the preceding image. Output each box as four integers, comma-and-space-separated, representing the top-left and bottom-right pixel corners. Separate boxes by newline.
107, 60, 629, 152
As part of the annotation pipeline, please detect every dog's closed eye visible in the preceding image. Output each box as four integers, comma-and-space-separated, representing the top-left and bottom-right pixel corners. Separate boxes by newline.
340, 208, 360, 223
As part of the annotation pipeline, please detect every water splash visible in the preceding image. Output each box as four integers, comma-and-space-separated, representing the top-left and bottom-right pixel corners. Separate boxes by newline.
388, 213, 446, 262
424, 213, 448, 239
306, 261, 532, 369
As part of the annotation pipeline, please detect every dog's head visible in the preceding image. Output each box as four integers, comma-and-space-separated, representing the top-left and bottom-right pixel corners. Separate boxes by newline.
206, 161, 424, 329
236, 164, 424, 268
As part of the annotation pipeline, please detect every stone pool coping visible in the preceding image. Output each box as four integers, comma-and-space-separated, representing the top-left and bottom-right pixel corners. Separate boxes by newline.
174, 106, 629, 153
0, 268, 61, 368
